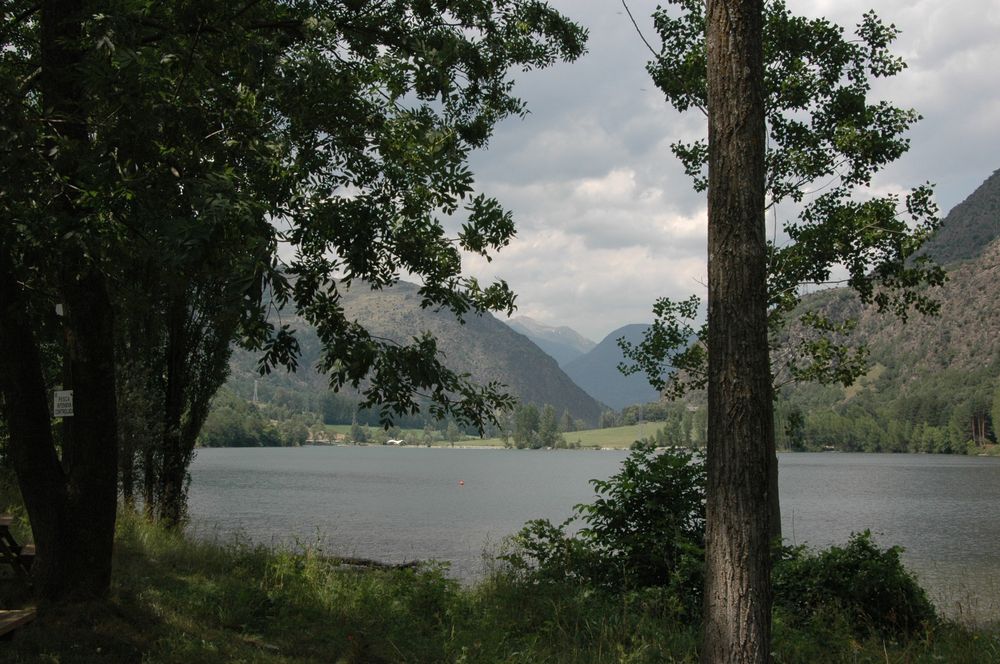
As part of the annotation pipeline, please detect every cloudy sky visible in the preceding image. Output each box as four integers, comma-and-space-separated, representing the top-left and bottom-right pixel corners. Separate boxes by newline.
459, 0, 1000, 342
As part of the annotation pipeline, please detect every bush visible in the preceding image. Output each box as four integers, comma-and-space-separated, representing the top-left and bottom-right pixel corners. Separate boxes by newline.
576, 443, 705, 588
502, 443, 706, 617
504, 445, 938, 634
773, 530, 937, 637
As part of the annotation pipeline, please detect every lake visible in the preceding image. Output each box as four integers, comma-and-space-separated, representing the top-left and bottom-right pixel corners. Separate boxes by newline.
187, 447, 1000, 620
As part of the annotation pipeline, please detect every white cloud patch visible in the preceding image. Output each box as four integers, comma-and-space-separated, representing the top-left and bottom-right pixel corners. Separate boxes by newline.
457, 0, 1000, 341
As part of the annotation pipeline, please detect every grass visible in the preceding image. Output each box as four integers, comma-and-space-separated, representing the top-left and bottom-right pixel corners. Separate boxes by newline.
460, 423, 664, 450
559, 423, 668, 449
302, 422, 661, 449
313, 425, 427, 440
1, 513, 998, 663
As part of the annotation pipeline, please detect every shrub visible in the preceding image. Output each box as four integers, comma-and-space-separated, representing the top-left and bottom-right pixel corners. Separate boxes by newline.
502, 443, 706, 617
576, 443, 705, 588
504, 446, 938, 634
772, 530, 937, 637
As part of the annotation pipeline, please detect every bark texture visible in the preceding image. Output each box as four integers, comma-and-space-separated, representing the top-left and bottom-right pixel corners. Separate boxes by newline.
0, 0, 119, 600
701, 0, 774, 662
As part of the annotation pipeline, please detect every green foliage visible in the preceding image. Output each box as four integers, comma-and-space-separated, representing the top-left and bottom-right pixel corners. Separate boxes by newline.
504, 403, 571, 449
503, 444, 706, 617
538, 404, 563, 448
504, 449, 942, 637
2, 0, 588, 443
777, 357, 1000, 453
197, 389, 283, 448
773, 531, 937, 637
2, 0, 588, 592
623, 0, 944, 397
0, 488, 996, 663
445, 420, 463, 444
349, 415, 366, 444
618, 295, 706, 398
559, 409, 576, 433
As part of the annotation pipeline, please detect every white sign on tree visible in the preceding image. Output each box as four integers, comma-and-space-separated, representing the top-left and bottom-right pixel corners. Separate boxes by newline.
53, 390, 74, 418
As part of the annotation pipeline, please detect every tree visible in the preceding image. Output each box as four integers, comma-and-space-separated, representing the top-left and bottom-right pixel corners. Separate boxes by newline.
558, 409, 576, 433
512, 403, 540, 449
0, 0, 585, 599
992, 384, 1000, 444
538, 404, 562, 447
197, 391, 282, 448
631, 2, 946, 658
699, 1, 773, 660
445, 420, 463, 446
117, 237, 261, 525
624, 0, 944, 545
0, 0, 120, 600
349, 415, 366, 444
782, 405, 806, 451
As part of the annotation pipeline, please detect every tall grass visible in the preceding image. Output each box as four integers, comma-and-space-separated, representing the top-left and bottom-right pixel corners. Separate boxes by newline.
0, 458, 996, 664
0, 512, 996, 663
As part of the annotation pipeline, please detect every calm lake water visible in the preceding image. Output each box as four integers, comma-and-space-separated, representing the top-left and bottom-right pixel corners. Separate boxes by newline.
187, 447, 1000, 618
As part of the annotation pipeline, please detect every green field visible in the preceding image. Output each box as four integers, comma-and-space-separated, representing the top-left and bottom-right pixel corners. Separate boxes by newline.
313, 421, 695, 450
312, 424, 426, 440
446, 422, 673, 449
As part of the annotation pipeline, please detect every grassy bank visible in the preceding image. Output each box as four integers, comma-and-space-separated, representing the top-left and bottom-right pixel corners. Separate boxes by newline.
0, 513, 997, 663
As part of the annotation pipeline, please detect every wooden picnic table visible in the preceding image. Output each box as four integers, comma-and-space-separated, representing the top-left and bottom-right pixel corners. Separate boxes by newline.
0, 516, 34, 578
0, 609, 36, 640
0, 515, 37, 640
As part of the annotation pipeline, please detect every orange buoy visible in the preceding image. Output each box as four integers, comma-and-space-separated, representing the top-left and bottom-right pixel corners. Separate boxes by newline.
458, 480, 465, 486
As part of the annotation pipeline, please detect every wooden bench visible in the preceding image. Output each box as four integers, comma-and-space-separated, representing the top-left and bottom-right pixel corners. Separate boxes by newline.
0, 609, 36, 640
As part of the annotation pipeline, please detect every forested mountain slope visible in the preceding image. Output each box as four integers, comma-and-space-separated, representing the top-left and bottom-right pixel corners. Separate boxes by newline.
226, 281, 605, 426
920, 167, 1000, 265
780, 170, 1000, 452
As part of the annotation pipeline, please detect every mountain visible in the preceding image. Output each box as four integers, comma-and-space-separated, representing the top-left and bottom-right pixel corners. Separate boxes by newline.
920, 167, 1000, 265
505, 316, 595, 366
563, 324, 660, 411
779, 168, 1000, 453
226, 281, 605, 426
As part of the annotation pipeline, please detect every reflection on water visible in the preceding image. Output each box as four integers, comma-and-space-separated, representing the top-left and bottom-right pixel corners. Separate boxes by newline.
778, 453, 1000, 621
188, 447, 1000, 619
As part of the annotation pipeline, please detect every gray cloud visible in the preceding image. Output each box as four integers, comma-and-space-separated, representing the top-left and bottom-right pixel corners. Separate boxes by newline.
462, 0, 1000, 341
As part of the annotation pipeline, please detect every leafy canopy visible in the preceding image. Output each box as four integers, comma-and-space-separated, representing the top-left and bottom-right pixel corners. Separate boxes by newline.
1, 0, 587, 431
621, 0, 944, 393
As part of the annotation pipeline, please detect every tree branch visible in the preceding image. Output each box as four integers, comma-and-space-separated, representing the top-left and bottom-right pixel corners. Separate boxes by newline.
620, 1, 657, 57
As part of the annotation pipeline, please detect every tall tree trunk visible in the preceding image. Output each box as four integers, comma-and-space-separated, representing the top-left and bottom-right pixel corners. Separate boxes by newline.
58, 267, 120, 597
0, 257, 72, 599
701, 0, 773, 662
119, 415, 137, 509
768, 445, 781, 543
0, 0, 119, 600
143, 445, 158, 519
0, 255, 118, 599
158, 294, 189, 527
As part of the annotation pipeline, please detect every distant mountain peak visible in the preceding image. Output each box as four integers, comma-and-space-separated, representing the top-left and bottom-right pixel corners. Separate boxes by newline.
506, 316, 596, 367
563, 324, 660, 411
922, 167, 1000, 265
